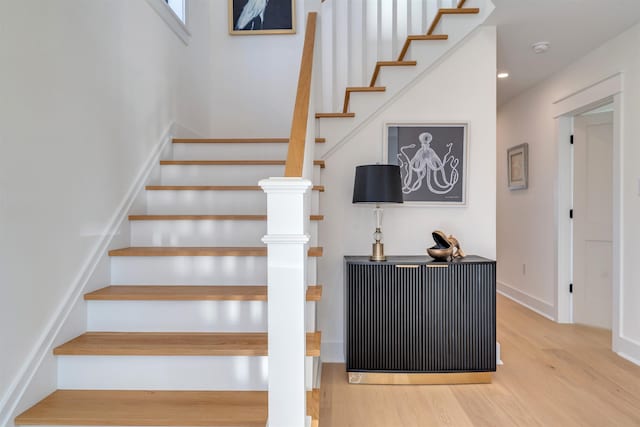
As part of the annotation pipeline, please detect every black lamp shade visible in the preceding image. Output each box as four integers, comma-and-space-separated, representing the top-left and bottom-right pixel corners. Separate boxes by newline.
352, 164, 404, 204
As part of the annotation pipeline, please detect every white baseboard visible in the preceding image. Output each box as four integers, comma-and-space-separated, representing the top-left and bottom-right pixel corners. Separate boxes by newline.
0, 122, 175, 427
497, 281, 556, 321
616, 335, 640, 366
321, 342, 344, 363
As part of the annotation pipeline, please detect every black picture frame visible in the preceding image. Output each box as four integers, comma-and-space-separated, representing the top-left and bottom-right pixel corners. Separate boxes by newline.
229, 0, 296, 35
384, 123, 468, 205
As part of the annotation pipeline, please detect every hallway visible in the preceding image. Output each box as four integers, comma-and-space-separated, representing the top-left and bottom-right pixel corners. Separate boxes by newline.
319, 295, 640, 426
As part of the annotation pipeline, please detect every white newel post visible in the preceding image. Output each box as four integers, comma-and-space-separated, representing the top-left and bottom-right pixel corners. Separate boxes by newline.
260, 177, 312, 427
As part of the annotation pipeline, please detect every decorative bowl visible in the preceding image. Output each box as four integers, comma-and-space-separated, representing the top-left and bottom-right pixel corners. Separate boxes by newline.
427, 246, 453, 261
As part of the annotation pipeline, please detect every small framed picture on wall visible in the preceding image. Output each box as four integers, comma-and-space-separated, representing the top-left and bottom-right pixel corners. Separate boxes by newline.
229, 0, 296, 35
507, 143, 529, 190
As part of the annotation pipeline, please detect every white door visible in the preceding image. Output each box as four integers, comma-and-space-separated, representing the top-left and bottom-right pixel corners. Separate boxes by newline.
573, 111, 613, 329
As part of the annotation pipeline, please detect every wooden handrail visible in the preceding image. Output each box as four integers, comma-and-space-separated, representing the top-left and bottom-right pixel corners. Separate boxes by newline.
284, 12, 317, 178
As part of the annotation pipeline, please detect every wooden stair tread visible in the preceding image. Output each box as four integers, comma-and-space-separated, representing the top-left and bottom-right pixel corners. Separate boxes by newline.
85, 285, 323, 301
53, 332, 322, 356
427, 7, 480, 35
145, 185, 325, 191
172, 137, 325, 144
439, 7, 480, 13
406, 34, 449, 41
108, 246, 324, 257
345, 86, 386, 92
15, 389, 320, 426
342, 87, 386, 113
315, 112, 355, 118
370, 61, 418, 86
160, 160, 325, 168
397, 34, 449, 61
375, 60, 417, 66
128, 214, 325, 221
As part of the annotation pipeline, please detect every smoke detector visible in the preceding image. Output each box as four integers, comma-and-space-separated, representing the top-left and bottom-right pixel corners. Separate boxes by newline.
531, 41, 550, 54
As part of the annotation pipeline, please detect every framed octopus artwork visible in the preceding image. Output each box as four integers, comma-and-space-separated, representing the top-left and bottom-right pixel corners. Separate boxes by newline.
384, 123, 468, 205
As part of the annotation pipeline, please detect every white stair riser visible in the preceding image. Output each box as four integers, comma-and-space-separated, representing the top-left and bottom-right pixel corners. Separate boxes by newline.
58, 355, 316, 390
436, 8, 481, 42
130, 220, 266, 247
130, 220, 319, 246
111, 256, 267, 285
377, 66, 418, 93
348, 91, 393, 120
172, 143, 288, 160
86, 300, 317, 332
110, 257, 318, 285
160, 165, 282, 186
159, 164, 323, 186
406, 40, 451, 69
316, 117, 355, 148
58, 356, 268, 390
146, 190, 266, 215
145, 190, 321, 215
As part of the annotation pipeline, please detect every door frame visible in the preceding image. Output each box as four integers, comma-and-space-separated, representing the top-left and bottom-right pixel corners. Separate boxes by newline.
553, 73, 622, 350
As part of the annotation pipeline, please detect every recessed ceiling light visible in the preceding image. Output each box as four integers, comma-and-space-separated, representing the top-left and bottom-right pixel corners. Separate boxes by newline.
532, 41, 550, 54
497, 72, 509, 79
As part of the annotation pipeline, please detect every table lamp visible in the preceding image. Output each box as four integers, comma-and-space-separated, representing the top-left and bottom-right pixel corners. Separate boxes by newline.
352, 164, 403, 261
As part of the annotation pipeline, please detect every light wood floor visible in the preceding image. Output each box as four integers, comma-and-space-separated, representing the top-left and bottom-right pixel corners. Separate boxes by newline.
319, 294, 640, 426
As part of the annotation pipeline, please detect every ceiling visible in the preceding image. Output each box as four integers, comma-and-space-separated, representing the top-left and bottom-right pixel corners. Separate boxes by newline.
487, 0, 640, 105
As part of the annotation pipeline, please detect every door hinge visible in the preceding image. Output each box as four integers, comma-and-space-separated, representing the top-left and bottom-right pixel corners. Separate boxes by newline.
570, 209, 573, 219
570, 134, 574, 145
570, 283, 573, 293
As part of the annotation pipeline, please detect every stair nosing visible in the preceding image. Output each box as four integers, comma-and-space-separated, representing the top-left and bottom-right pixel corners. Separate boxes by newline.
315, 112, 355, 119
439, 7, 480, 13
108, 246, 324, 257
376, 60, 417, 66
345, 86, 386, 92
159, 160, 325, 168
84, 285, 323, 302
53, 331, 322, 357
127, 214, 325, 221
172, 137, 325, 143
144, 185, 325, 191
15, 389, 320, 426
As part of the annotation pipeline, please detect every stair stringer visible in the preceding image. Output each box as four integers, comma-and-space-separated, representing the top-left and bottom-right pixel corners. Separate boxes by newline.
317, 0, 494, 157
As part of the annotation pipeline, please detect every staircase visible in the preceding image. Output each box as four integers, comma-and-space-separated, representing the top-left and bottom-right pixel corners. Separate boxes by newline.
14, 137, 325, 426
10, 0, 496, 424
315, 0, 494, 151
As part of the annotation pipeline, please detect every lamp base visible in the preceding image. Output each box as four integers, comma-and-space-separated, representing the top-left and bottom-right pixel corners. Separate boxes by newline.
370, 241, 386, 261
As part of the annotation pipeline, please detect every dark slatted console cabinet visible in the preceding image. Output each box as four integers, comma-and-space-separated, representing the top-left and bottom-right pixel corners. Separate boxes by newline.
345, 255, 496, 384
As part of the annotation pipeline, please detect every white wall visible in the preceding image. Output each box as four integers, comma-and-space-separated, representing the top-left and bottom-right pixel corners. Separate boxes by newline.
317, 27, 497, 362
0, 0, 213, 416
497, 22, 640, 361
207, 0, 306, 138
